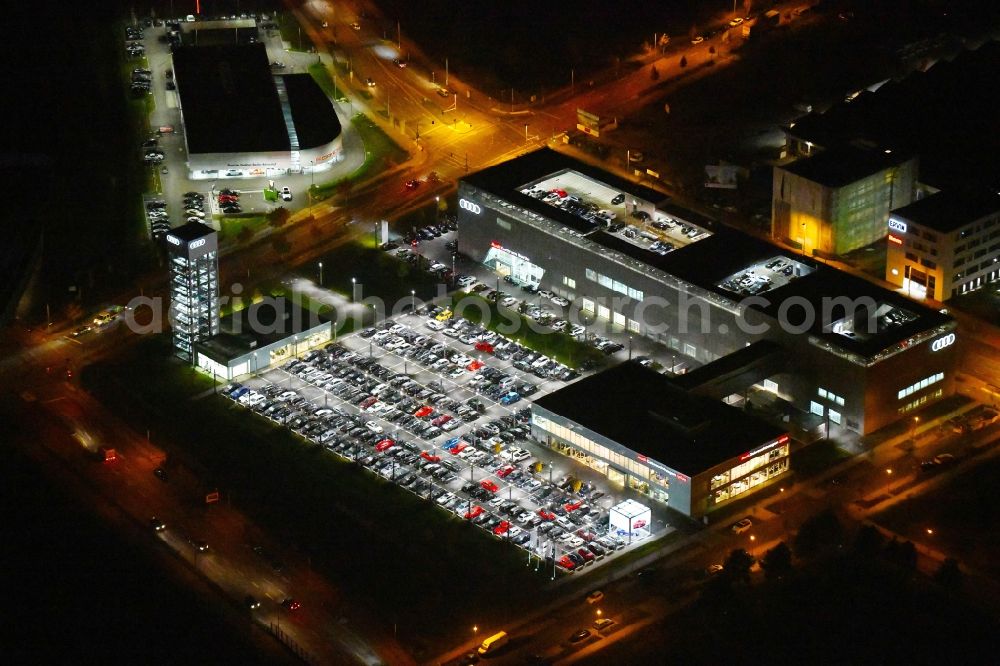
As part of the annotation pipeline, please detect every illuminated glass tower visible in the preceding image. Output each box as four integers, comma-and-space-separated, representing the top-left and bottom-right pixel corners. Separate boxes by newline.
166, 222, 219, 360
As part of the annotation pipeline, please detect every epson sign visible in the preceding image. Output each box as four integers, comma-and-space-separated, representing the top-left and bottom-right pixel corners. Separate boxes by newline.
190, 238, 207, 249
887, 218, 907, 234
459, 198, 481, 215
930, 333, 955, 352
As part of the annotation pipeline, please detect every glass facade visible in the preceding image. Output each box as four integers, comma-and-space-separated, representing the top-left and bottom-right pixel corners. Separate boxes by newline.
169, 238, 219, 360
708, 442, 789, 507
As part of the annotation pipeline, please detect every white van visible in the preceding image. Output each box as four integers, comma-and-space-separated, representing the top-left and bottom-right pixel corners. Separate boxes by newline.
478, 631, 508, 655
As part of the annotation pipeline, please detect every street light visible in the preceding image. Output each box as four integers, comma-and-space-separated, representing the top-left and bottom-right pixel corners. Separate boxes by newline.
885, 468, 893, 495
911, 416, 920, 442
351, 277, 356, 302
596, 609, 602, 618
749, 534, 756, 558
411, 289, 416, 313
318, 261, 324, 286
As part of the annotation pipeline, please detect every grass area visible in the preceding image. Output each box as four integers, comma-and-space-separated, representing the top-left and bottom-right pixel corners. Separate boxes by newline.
309, 115, 408, 201
312, 241, 442, 305
81, 335, 546, 652
875, 454, 1000, 579
452, 292, 606, 369
789, 440, 852, 478
216, 214, 269, 244
277, 13, 308, 52
307, 62, 344, 100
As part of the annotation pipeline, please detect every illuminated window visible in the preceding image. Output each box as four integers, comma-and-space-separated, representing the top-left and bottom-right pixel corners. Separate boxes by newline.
897, 372, 944, 400
810, 401, 823, 416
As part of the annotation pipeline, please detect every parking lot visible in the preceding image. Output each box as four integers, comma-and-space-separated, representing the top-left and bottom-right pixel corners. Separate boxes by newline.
226, 312, 672, 575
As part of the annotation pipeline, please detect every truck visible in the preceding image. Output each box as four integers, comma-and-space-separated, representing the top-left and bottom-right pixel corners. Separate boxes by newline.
478, 631, 508, 655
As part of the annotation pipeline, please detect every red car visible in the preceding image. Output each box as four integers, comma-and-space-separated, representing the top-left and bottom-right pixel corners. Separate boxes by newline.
577, 548, 595, 563
538, 509, 556, 521
218, 195, 239, 203
551, 188, 567, 198
375, 438, 395, 452
565, 500, 583, 512
449, 443, 468, 455
557, 556, 576, 571
480, 479, 499, 493
467, 360, 484, 372
474, 341, 495, 354
414, 405, 434, 418
432, 414, 453, 427
493, 520, 511, 536
420, 451, 441, 463
360, 396, 378, 410
464, 505, 484, 520
496, 465, 515, 478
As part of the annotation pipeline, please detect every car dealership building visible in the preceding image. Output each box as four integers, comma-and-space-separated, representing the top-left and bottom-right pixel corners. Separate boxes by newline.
533, 362, 790, 518
173, 42, 344, 179
458, 150, 958, 439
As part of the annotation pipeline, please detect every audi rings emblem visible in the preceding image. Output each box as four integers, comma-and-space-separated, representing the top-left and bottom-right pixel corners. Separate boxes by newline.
459, 198, 481, 214
931, 333, 955, 352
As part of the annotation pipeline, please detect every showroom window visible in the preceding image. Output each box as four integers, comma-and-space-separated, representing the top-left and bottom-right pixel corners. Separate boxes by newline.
562, 276, 576, 289
582, 298, 595, 313
628, 287, 644, 301
628, 319, 641, 333
897, 372, 944, 400
829, 409, 842, 425
683, 343, 696, 357
585, 268, 597, 282
613, 312, 625, 327
597, 304, 610, 320
810, 401, 824, 416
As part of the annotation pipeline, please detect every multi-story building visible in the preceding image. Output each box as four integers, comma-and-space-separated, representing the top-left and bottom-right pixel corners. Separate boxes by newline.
459, 149, 957, 437
167, 222, 220, 360
771, 146, 918, 256
885, 188, 1000, 301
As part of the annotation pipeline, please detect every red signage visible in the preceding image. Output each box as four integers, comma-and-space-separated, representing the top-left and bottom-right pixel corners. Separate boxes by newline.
888, 234, 903, 245
637, 454, 649, 463
490, 240, 503, 249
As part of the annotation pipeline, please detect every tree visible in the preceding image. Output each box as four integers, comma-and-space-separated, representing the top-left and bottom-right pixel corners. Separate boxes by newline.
268, 206, 290, 228
761, 541, 793, 579
679, 55, 687, 68
934, 558, 963, 590
723, 548, 755, 584
532, 461, 544, 474
794, 509, 844, 558
650, 65, 659, 81
236, 226, 253, 244
852, 524, 884, 557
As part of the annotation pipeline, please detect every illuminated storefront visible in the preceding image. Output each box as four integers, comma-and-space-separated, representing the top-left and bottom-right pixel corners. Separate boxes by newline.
531, 362, 790, 519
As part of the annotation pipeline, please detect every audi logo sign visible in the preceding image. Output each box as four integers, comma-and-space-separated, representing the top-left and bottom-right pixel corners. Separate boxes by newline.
459, 198, 481, 214
190, 238, 206, 249
931, 333, 956, 352
166, 235, 181, 246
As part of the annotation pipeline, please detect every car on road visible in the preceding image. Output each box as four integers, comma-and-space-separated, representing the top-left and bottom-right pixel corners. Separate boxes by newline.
404, 179, 421, 191
728, 17, 744, 27
393, 58, 406, 68
245, 595, 261, 610
153, 467, 168, 481
366, 77, 376, 87
732, 518, 753, 534
593, 618, 615, 631
350, 21, 361, 30
611, 193, 626, 205
281, 597, 301, 611
280, 187, 292, 201
707, 564, 724, 575
586, 590, 604, 604
569, 629, 591, 643
149, 517, 166, 532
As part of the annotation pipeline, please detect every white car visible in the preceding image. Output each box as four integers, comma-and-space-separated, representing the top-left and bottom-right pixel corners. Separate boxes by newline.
365, 421, 384, 434
538, 290, 554, 300
457, 275, 477, 287
501, 296, 518, 308
425, 319, 445, 331
511, 449, 531, 463
551, 296, 570, 307
280, 187, 292, 201
569, 324, 586, 337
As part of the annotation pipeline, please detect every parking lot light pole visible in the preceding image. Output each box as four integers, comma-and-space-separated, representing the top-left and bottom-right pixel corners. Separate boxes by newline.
351, 277, 356, 302
628, 336, 633, 360
318, 261, 323, 286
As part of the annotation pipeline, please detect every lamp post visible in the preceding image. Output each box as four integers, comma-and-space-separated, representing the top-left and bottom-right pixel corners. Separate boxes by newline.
318, 261, 324, 286
885, 468, 893, 495
910, 416, 920, 443
411, 289, 416, 313
351, 277, 356, 302
749, 534, 756, 558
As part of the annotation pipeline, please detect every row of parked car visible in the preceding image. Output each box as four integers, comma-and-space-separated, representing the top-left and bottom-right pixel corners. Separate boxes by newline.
125, 25, 145, 57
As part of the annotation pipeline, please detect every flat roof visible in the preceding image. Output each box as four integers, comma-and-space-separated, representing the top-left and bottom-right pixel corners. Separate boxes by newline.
778, 146, 911, 188
464, 148, 669, 208
787, 40, 1000, 190
534, 362, 786, 477
464, 152, 952, 360
173, 43, 289, 154
167, 221, 216, 242
196, 301, 329, 363
281, 73, 342, 150
891, 188, 1000, 234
